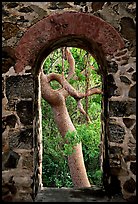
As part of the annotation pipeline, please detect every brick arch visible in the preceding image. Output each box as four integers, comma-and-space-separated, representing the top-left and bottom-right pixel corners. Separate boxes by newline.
15, 11, 125, 74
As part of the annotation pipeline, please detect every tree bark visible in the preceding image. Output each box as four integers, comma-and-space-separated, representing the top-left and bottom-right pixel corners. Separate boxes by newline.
41, 71, 91, 187
52, 102, 91, 187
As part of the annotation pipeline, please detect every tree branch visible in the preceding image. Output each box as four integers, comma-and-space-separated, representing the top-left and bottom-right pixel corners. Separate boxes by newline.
77, 100, 91, 123
42, 72, 102, 104
65, 47, 75, 80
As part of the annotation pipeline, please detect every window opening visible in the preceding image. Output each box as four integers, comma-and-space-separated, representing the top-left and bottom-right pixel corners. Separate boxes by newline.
41, 47, 103, 188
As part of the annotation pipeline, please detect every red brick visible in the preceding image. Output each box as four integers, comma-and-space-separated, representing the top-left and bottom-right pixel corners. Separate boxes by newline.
15, 11, 125, 73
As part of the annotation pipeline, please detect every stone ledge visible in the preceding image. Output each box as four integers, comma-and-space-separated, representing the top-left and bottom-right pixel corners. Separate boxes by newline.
35, 187, 127, 202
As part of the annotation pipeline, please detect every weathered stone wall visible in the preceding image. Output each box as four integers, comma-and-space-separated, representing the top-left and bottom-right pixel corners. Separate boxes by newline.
105, 48, 136, 200
2, 2, 136, 202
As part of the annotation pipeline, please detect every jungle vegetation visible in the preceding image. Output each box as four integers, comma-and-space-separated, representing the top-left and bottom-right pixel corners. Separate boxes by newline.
41, 47, 102, 188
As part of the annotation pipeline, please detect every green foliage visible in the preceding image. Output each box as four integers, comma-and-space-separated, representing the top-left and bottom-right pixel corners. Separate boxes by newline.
76, 121, 102, 186
42, 98, 73, 188
42, 47, 103, 188
63, 130, 81, 156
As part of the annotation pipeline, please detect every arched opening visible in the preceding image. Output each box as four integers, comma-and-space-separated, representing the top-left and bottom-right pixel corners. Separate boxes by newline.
41, 46, 103, 188
34, 36, 109, 192
14, 11, 125, 199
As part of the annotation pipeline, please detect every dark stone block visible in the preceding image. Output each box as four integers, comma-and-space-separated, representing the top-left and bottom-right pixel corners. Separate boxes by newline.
130, 162, 136, 175
107, 74, 118, 97
57, 2, 73, 9
6, 75, 34, 100
123, 178, 135, 193
120, 17, 136, 45
128, 84, 136, 98
120, 76, 131, 84
123, 118, 135, 128
16, 100, 33, 125
2, 57, 15, 73
108, 175, 121, 195
3, 150, 20, 169
48, 2, 58, 9
85, 6, 88, 12
107, 74, 115, 83
127, 67, 134, 73
124, 155, 136, 162
9, 128, 33, 149
108, 124, 125, 143
19, 6, 34, 13
2, 114, 17, 128
3, 22, 19, 40
131, 72, 136, 81
91, 2, 105, 12
2, 9, 9, 16
109, 100, 136, 117
7, 2, 19, 8
2, 46, 16, 73
19, 128, 33, 149
107, 61, 118, 73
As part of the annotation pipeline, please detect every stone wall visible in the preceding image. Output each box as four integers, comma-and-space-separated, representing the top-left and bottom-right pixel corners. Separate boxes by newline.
2, 2, 136, 202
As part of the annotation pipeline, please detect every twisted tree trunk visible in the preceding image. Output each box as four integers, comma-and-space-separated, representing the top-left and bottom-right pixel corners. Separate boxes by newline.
40, 48, 102, 187
41, 72, 91, 187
